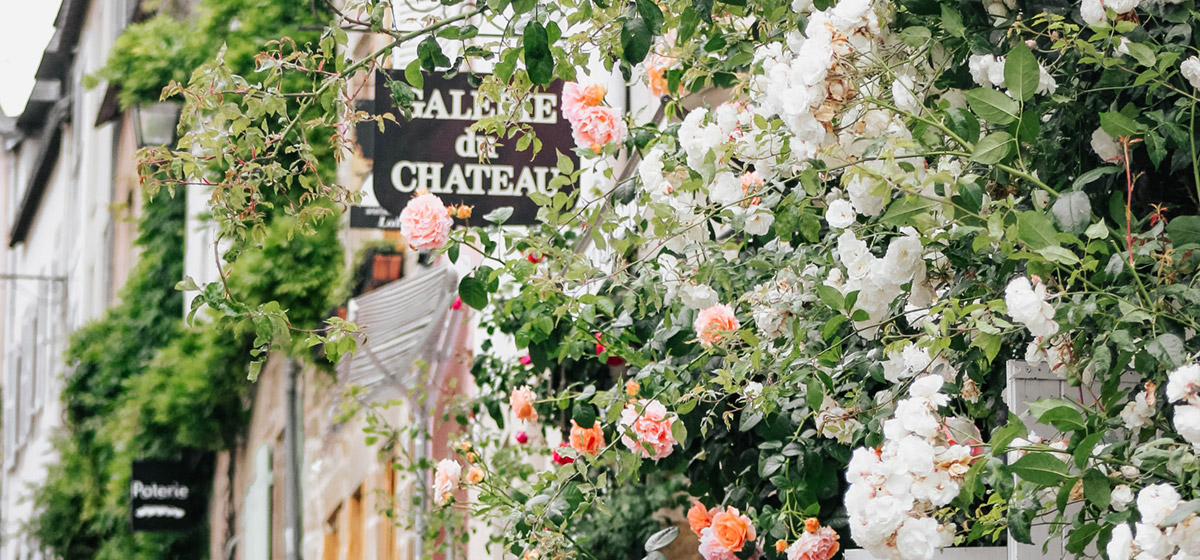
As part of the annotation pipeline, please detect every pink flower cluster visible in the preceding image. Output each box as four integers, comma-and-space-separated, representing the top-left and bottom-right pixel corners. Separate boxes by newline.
399, 191, 454, 250
561, 81, 626, 154
618, 399, 676, 460
695, 303, 740, 347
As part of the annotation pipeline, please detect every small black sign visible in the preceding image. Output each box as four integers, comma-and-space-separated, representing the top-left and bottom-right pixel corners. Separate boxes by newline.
370, 71, 580, 226
130, 459, 200, 532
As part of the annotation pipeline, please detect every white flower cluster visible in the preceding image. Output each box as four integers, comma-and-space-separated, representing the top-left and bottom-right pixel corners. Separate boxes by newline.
751, 0, 881, 162
829, 229, 927, 338
746, 267, 816, 340
1004, 276, 1059, 338
846, 377, 966, 560
1024, 335, 1073, 377
1108, 484, 1200, 560
1166, 364, 1200, 446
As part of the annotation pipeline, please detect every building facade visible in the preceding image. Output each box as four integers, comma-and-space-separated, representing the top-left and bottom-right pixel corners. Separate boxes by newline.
0, 1, 146, 558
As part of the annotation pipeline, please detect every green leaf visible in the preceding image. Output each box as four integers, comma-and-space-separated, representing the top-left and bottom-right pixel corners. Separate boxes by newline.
1099, 111, 1142, 138
941, 4, 965, 37
417, 36, 451, 71
1004, 42, 1040, 101
636, 0, 664, 35
677, 7, 700, 44
645, 527, 679, 552
572, 403, 597, 428
1010, 452, 1070, 485
1073, 432, 1105, 469
806, 377, 825, 411
482, 207, 514, 224
989, 419, 1027, 455
1167, 215, 1200, 246
523, 22, 554, 85
458, 275, 488, 310
621, 18, 652, 65
1051, 191, 1091, 235
405, 58, 424, 90
971, 131, 1013, 164
1124, 42, 1156, 67
1038, 405, 1086, 431
879, 195, 936, 227
965, 88, 1019, 125
1017, 210, 1060, 249
1082, 469, 1111, 510
944, 108, 980, 144
1072, 166, 1121, 189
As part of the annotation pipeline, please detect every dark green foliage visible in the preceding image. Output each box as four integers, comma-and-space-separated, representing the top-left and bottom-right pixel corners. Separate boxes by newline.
571, 475, 687, 560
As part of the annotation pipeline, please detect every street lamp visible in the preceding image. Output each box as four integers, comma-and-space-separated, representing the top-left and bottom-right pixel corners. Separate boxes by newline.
132, 101, 182, 147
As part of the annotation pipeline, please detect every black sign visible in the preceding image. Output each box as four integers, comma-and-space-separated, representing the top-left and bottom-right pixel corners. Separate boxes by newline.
370, 71, 580, 226
130, 459, 200, 532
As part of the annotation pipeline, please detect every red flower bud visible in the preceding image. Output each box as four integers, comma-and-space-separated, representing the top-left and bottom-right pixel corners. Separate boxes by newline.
516, 431, 529, 444
552, 443, 575, 465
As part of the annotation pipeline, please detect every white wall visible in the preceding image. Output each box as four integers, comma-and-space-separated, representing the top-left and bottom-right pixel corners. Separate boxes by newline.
0, 2, 127, 558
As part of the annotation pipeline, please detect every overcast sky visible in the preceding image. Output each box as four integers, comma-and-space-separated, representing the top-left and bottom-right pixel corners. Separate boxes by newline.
0, 1, 62, 117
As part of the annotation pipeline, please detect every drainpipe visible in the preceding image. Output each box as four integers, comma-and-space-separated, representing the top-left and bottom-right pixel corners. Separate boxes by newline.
284, 359, 303, 560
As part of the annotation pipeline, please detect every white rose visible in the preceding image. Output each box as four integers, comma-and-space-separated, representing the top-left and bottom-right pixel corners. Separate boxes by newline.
1106, 0, 1139, 13
1121, 391, 1155, 430
1182, 57, 1200, 90
1080, 0, 1106, 24
1137, 484, 1182, 527
1113, 485, 1134, 511
895, 399, 939, 439
1134, 523, 1172, 560
1166, 364, 1200, 403
1036, 64, 1058, 95
1173, 404, 1200, 446
1108, 524, 1135, 560
1092, 127, 1123, 162
826, 198, 858, 229
1004, 276, 1059, 338
893, 74, 921, 114
895, 517, 944, 560
743, 208, 776, 236
681, 283, 719, 310
709, 172, 745, 205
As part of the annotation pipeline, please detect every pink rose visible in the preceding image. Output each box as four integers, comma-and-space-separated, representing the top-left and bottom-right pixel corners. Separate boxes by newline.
570, 106, 626, 154
786, 526, 840, 560
619, 399, 676, 460
562, 82, 607, 121
399, 192, 454, 250
432, 459, 462, 504
694, 303, 740, 347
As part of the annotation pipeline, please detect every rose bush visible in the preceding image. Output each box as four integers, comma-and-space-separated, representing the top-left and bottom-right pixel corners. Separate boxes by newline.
142, 0, 1200, 557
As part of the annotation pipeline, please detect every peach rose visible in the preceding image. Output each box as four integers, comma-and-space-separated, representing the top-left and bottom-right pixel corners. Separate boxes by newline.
432, 459, 462, 504
688, 501, 718, 536
694, 303, 740, 347
625, 379, 641, 397
510, 385, 538, 423
562, 82, 607, 121
710, 506, 756, 552
467, 466, 485, 484
570, 106, 627, 154
618, 399, 677, 460
399, 192, 454, 250
569, 420, 605, 456
786, 526, 839, 560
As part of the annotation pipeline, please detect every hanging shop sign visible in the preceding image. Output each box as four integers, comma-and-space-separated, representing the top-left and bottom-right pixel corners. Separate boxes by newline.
358, 70, 579, 228
130, 459, 201, 532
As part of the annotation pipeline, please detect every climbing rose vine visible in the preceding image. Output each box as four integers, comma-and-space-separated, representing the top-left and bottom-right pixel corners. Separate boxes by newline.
143, 0, 1200, 557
